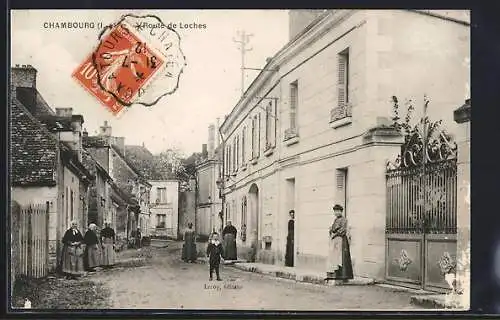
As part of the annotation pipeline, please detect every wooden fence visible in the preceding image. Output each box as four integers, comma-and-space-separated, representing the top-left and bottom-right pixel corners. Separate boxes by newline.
11, 201, 50, 279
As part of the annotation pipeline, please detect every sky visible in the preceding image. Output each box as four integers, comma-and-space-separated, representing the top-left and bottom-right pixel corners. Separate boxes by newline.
11, 10, 290, 156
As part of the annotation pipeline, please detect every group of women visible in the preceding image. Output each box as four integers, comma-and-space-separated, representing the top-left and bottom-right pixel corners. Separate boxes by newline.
182, 204, 352, 283
181, 221, 239, 263
60, 221, 117, 279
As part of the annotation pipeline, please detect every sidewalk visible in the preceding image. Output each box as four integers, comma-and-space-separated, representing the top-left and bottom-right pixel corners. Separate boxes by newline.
197, 257, 375, 286
409, 293, 468, 310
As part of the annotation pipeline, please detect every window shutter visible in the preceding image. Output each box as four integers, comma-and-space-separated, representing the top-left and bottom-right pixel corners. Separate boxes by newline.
236, 136, 239, 168
337, 54, 347, 109
265, 104, 270, 145
336, 169, 347, 213
258, 113, 261, 156
251, 119, 255, 158
242, 127, 246, 163
290, 82, 298, 129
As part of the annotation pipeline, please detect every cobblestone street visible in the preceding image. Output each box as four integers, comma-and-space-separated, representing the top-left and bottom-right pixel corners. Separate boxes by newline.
87, 242, 423, 310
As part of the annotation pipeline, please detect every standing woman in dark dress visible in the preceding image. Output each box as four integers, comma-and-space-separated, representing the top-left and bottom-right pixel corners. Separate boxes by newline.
61, 221, 85, 279
222, 221, 238, 260
83, 223, 101, 272
285, 210, 295, 267
326, 204, 354, 284
182, 222, 197, 263
101, 222, 116, 268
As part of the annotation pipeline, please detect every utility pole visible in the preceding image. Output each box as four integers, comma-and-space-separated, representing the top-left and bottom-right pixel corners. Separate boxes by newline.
233, 30, 253, 97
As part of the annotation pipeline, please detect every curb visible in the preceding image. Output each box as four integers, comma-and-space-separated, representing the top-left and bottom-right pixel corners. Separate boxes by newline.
231, 263, 375, 286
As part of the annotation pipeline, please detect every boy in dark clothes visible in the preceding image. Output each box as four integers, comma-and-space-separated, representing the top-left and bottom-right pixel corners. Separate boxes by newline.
206, 232, 223, 281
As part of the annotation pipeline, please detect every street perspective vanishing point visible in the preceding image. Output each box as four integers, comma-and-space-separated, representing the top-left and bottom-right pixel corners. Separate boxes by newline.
9, 9, 471, 312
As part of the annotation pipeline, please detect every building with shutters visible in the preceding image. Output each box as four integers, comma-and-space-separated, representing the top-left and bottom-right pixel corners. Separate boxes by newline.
195, 122, 223, 238
149, 180, 179, 238
219, 9, 469, 280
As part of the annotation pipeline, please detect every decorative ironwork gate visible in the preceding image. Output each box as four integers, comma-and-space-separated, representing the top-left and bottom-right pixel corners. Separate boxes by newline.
385, 100, 458, 292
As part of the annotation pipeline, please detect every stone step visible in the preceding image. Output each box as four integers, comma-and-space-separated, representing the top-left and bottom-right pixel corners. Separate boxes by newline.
232, 262, 375, 286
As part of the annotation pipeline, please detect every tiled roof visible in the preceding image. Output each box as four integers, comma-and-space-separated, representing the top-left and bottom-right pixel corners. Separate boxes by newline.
82, 149, 112, 182
110, 144, 151, 186
11, 97, 58, 186
59, 142, 93, 183
81, 149, 98, 177
125, 145, 154, 159
15, 87, 55, 118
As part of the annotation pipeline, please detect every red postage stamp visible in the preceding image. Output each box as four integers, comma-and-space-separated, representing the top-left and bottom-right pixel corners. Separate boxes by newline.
72, 21, 167, 115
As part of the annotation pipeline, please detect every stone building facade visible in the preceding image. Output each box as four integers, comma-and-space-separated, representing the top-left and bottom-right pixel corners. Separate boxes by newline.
149, 180, 179, 238
195, 123, 223, 238
11, 65, 92, 271
219, 10, 470, 280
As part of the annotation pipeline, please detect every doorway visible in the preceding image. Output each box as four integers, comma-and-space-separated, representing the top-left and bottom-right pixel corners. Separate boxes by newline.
285, 178, 296, 267
248, 184, 259, 257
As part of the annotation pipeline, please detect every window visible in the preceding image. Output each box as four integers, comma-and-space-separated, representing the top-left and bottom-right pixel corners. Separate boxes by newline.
265, 103, 271, 146
236, 135, 240, 169
70, 190, 74, 221
257, 113, 261, 157
338, 49, 349, 109
65, 187, 69, 226
289, 81, 298, 130
233, 138, 237, 171
331, 48, 352, 123
156, 214, 166, 228
241, 197, 247, 230
251, 118, 256, 159
156, 187, 166, 203
336, 168, 348, 218
265, 101, 275, 148
242, 127, 246, 164
228, 145, 232, 174
225, 146, 230, 175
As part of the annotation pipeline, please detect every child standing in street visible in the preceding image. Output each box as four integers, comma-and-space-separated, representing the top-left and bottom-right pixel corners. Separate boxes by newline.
206, 232, 223, 281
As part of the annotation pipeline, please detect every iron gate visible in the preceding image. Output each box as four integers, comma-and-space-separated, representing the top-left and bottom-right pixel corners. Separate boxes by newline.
385, 110, 458, 292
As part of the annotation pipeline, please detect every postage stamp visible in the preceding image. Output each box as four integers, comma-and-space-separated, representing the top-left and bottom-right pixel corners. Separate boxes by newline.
72, 14, 185, 115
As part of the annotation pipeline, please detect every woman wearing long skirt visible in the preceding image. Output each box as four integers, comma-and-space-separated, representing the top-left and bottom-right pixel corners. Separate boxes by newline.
61, 221, 85, 279
326, 204, 354, 284
101, 222, 116, 268
84, 223, 101, 272
182, 222, 197, 263
222, 221, 238, 260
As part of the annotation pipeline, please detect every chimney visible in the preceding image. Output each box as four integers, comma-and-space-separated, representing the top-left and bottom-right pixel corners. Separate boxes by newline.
99, 120, 112, 137
56, 107, 73, 117
266, 57, 272, 64
208, 124, 215, 159
11, 64, 38, 89
113, 137, 126, 155
289, 10, 326, 41
71, 114, 84, 162
202, 144, 208, 158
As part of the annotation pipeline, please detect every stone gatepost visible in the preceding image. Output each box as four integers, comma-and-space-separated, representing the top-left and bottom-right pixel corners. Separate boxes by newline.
453, 98, 471, 308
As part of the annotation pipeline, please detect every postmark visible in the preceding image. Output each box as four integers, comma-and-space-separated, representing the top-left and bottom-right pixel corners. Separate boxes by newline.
72, 14, 186, 115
